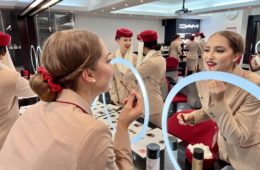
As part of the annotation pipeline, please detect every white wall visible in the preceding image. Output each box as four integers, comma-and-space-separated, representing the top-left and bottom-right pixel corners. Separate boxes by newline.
200, 7, 260, 41
200, 10, 250, 41
75, 13, 164, 52
251, 8, 260, 15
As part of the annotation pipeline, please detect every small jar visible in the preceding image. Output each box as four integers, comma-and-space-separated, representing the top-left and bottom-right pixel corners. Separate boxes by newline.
192, 147, 204, 170
146, 143, 160, 170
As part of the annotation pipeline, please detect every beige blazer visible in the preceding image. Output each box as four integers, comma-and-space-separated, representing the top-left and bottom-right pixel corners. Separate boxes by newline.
198, 39, 206, 70
124, 51, 166, 116
0, 68, 34, 149
109, 52, 137, 105
186, 41, 202, 60
169, 42, 182, 61
191, 66, 260, 170
0, 89, 133, 170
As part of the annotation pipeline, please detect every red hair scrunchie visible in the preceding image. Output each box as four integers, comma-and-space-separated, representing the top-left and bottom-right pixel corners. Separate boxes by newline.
37, 66, 63, 94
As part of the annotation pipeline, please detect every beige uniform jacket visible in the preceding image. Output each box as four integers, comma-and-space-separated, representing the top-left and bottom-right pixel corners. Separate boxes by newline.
109, 52, 137, 105
124, 51, 166, 116
198, 39, 206, 70
191, 66, 260, 170
186, 41, 202, 60
0, 68, 34, 149
169, 42, 182, 61
0, 89, 133, 170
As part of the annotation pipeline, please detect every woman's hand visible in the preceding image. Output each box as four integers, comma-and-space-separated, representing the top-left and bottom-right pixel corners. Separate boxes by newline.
208, 80, 226, 102
177, 113, 194, 125
117, 90, 143, 131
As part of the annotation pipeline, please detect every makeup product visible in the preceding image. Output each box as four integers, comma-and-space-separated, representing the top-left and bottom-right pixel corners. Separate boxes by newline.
146, 143, 160, 170
164, 137, 178, 170
192, 147, 204, 170
120, 80, 137, 104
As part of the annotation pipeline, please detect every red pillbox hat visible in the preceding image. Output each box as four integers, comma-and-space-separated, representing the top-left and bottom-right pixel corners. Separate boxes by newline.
0, 32, 11, 46
137, 30, 158, 43
115, 28, 133, 39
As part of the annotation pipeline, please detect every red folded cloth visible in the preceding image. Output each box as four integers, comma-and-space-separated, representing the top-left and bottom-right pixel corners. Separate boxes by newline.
168, 110, 219, 168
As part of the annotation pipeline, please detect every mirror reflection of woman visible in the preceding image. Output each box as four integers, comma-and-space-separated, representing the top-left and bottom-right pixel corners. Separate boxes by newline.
124, 30, 166, 128
177, 31, 260, 170
109, 28, 137, 105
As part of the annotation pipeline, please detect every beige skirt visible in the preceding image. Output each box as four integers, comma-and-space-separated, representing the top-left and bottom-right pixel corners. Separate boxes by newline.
186, 59, 198, 71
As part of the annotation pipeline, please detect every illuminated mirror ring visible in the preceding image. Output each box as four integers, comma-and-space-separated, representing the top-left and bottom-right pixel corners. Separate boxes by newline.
255, 40, 260, 55
110, 57, 150, 144
30, 45, 42, 73
162, 71, 260, 170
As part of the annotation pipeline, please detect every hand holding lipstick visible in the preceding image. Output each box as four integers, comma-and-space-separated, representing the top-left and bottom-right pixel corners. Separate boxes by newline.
120, 80, 137, 105
177, 113, 195, 125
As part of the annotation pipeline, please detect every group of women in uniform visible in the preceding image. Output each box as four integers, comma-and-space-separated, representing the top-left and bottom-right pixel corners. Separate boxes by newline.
0, 28, 259, 170
108, 28, 166, 128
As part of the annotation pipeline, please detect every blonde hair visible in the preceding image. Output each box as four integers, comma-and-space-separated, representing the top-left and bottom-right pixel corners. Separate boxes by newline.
210, 31, 244, 54
29, 29, 102, 102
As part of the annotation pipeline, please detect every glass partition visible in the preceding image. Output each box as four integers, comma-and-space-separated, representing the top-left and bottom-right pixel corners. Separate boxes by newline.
35, 11, 75, 47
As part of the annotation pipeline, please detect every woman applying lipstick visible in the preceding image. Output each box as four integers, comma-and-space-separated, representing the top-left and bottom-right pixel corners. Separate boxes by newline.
177, 31, 260, 170
109, 28, 137, 105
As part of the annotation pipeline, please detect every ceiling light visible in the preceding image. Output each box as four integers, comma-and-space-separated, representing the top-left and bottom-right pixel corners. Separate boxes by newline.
20, 0, 44, 16
20, 0, 62, 17
30, 0, 61, 16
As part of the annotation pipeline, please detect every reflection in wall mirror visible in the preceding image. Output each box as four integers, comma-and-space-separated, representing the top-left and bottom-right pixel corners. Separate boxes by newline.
35, 11, 75, 47
254, 22, 260, 55
255, 40, 260, 55
0, 11, 4, 32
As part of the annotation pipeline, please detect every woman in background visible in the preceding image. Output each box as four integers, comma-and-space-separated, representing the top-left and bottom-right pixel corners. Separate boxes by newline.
185, 35, 202, 76
125, 30, 166, 128
0, 29, 143, 169
0, 32, 34, 149
178, 31, 260, 170
109, 28, 137, 105
197, 32, 206, 71
169, 34, 182, 62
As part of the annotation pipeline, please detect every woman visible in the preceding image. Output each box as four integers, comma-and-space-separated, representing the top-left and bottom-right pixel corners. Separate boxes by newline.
177, 31, 260, 170
185, 35, 202, 76
0, 30, 143, 169
197, 32, 206, 71
109, 28, 137, 105
124, 30, 166, 128
168, 34, 182, 61
0, 32, 35, 149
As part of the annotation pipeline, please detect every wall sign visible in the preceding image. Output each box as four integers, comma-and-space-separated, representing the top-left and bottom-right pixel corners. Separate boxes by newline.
176, 19, 200, 33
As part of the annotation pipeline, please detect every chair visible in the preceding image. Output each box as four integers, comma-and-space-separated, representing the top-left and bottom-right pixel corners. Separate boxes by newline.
171, 93, 187, 113
164, 77, 188, 113
166, 57, 180, 83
